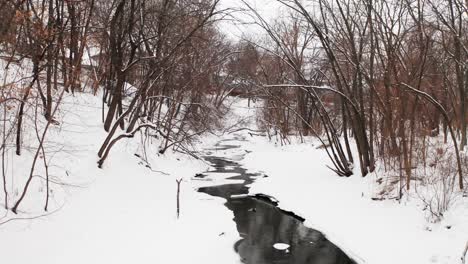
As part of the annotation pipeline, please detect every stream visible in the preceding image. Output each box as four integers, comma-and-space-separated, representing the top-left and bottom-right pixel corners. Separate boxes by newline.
197, 136, 357, 264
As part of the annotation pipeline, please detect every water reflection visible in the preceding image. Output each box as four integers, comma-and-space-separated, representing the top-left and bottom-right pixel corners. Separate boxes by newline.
232, 197, 354, 264
198, 141, 356, 264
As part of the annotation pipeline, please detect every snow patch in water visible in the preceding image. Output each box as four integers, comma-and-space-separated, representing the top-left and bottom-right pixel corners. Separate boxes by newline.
273, 243, 290, 250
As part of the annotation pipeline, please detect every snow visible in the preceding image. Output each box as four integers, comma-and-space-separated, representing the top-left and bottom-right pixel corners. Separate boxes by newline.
0, 84, 467, 264
230, 194, 249, 199
0, 92, 242, 264
273, 243, 290, 250
226, 99, 468, 264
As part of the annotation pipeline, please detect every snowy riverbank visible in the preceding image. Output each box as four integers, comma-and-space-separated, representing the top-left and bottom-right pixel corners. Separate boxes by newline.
227, 99, 468, 264
1, 94, 466, 264
0, 92, 242, 264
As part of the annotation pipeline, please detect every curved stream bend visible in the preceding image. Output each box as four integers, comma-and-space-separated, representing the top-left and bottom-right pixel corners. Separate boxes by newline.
198, 137, 356, 264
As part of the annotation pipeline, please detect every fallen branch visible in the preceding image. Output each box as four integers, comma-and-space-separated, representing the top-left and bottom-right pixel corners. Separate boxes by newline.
0, 204, 63, 226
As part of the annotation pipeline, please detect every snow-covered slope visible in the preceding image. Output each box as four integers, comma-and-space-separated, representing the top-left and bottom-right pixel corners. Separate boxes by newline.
0, 92, 242, 264
227, 99, 468, 264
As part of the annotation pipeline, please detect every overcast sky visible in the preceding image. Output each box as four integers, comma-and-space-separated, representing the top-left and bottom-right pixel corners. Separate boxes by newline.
217, 0, 284, 41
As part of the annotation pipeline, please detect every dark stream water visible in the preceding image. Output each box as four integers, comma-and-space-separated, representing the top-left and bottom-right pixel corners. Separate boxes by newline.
197, 138, 356, 264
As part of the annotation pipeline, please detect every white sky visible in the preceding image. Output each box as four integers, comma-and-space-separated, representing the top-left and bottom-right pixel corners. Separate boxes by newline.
217, 0, 285, 41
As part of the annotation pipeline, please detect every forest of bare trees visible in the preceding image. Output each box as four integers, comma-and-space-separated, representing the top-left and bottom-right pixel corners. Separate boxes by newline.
237, 0, 467, 199
0, 0, 238, 213
2, 2, 468, 263
0, 0, 466, 216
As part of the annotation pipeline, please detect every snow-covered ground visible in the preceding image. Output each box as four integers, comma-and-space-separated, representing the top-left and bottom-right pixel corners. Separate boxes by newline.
1, 92, 467, 264
0, 93, 242, 264
227, 100, 468, 264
